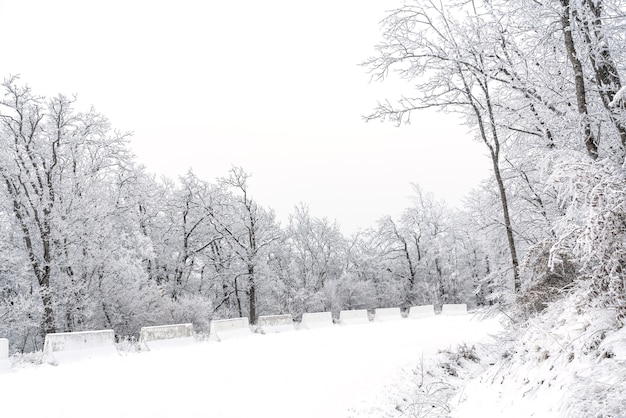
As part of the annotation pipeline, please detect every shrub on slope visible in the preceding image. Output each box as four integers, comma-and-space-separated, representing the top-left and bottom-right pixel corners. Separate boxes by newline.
451, 289, 626, 417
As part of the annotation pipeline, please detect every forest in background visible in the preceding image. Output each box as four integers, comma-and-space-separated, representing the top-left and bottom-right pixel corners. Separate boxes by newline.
2, 0, 626, 355
0, 76, 479, 352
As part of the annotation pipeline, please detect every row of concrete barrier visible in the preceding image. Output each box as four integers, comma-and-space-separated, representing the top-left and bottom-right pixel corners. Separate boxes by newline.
0, 304, 467, 368
205, 304, 468, 342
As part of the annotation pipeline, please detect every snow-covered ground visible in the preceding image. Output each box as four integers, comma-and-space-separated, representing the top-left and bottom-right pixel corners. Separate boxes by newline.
0, 314, 501, 418
450, 303, 626, 418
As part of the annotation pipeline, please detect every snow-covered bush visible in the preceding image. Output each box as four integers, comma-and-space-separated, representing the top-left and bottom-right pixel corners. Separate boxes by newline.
516, 239, 578, 318
162, 292, 212, 333
0, 292, 43, 353
452, 291, 626, 416
550, 156, 626, 321
336, 274, 377, 310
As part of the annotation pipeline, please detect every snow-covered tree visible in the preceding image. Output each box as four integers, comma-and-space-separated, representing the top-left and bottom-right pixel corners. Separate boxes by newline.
208, 167, 281, 324
285, 204, 346, 314
364, 0, 522, 292
0, 77, 135, 337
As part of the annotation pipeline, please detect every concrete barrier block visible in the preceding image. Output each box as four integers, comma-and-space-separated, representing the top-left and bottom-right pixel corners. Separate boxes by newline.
210, 317, 252, 341
256, 314, 296, 334
301, 312, 334, 330
42, 330, 117, 365
339, 309, 370, 325
408, 305, 435, 319
0, 338, 7, 359
0, 338, 9, 373
374, 307, 402, 322
441, 303, 468, 315
139, 323, 195, 351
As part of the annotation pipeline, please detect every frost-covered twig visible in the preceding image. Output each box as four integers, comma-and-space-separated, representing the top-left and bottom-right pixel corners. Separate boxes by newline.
609, 86, 626, 107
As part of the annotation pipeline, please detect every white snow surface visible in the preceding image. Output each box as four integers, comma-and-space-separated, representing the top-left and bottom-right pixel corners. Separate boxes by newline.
0, 314, 501, 418
450, 303, 626, 418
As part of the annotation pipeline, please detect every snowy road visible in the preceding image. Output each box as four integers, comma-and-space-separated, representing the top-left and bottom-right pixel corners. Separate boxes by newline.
0, 315, 501, 417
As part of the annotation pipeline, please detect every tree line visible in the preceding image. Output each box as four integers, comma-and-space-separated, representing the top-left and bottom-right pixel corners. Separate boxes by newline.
0, 77, 482, 352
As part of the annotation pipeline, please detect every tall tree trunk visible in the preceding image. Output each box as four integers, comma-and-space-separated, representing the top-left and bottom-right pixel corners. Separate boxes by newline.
234, 276, 243, 318
492, 154, 521, 292
460, 68, 521, 292
485, 96, 521, 293
3, 177, 56, 334
391, 219, 416, 289
561, 0, 598, 159
40, 220, 56, 335
40, 276, 56, 335
248, 264, 256, 324
575, 0, 626, 156
435, 257, 445, 306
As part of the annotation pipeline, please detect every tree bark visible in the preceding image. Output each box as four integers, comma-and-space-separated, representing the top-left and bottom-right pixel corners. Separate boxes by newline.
560, 0, 598, 159
575, 0, 626, 155
492, 155, 521, 292
248, 264, 256, 324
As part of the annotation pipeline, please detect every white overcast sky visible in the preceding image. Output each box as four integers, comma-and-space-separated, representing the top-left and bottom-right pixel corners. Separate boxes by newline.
0, 0, 489, 234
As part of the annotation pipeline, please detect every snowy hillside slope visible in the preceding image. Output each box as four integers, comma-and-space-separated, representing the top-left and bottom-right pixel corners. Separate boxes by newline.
0, 315, 501, 418
451, 296, 626, 417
